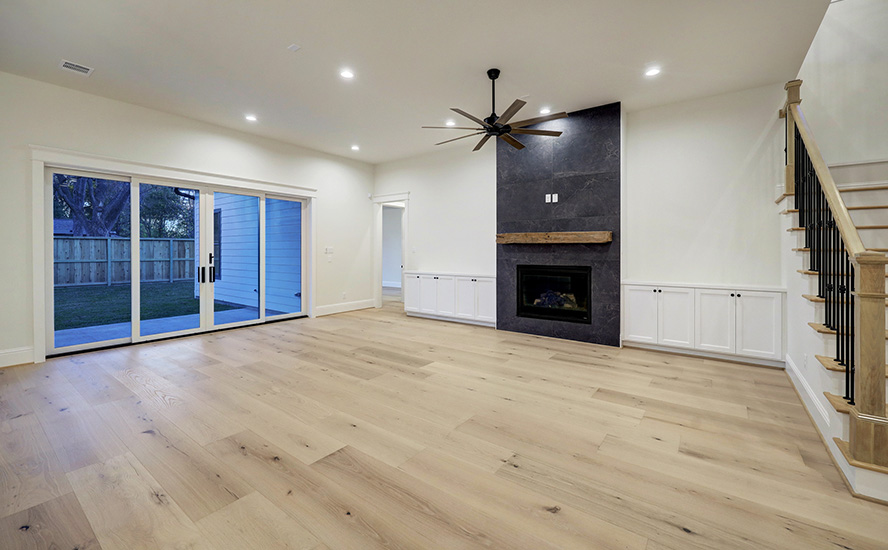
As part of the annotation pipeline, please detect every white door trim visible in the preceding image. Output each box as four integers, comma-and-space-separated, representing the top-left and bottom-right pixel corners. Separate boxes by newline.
372, 193, 410, 308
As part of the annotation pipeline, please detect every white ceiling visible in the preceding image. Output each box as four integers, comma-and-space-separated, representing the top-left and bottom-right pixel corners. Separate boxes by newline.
0, 0, 829, 164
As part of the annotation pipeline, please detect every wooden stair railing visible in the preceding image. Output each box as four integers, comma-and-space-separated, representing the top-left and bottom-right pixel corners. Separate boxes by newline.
782, 80, 888, 469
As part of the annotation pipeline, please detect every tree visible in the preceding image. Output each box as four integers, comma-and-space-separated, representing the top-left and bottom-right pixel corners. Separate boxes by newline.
138, 186, 195, 238
53, 174, 130, 237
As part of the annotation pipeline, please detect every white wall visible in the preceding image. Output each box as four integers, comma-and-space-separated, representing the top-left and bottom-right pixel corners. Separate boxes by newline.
0, 71, 374, 365
374, 145, 496, 276
381, 206, 403, 287
796, 0, 888, 166
624, 83, 786, 287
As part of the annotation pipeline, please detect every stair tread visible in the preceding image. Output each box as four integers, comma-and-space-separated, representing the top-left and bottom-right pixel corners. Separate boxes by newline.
788, 227, 805, 232
839, 184, 888, 193
802, 294, 888, 306
815, 355, 888, 377
808, 322, 888, 339
834, 438, 888, 476
824, 392, 854, 414
796, 269, 888, 278
855, 225, 888, 230
847, 204, 888, 210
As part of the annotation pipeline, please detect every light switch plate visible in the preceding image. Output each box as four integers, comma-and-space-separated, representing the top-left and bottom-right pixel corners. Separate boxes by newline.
545, 194, 552, 203
552, 193, 559, 203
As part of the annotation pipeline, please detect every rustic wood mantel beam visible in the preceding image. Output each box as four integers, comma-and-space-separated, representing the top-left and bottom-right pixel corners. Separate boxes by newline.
495, 231, 613, 244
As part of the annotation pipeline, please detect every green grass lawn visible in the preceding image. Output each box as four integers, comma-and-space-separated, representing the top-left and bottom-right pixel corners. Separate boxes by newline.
54, 280, 234, 330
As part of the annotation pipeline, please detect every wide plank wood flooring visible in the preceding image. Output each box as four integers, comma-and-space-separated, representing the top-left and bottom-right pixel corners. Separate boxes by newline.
2, 300, 888, 549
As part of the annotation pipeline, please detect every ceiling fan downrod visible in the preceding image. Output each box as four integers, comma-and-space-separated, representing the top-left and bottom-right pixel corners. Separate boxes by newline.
486, 68, 500, 126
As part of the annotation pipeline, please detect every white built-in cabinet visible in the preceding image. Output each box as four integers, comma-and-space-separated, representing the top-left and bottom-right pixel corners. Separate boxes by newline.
623, 285, 694, 349
623, 284, 784, 361
695, 289, 783, 360
405, 272, 495, 326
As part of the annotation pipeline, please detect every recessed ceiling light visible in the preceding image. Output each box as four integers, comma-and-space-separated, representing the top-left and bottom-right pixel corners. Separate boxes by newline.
445, 120, 456, 126
645, 67, 661, 77
245, 114, 258, 122
539, 107, 551, 115
340, 69, 355, 79
351, 145, 360, 151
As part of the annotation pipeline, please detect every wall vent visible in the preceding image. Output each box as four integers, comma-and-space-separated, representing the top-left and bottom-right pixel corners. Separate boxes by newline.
59, 60, 94, 76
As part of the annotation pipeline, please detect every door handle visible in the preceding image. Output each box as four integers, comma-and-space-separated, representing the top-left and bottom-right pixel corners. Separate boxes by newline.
209, 266, 215, 283
200, 266, 206, 283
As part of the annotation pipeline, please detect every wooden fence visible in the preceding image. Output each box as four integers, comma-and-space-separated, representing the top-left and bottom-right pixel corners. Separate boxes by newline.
54, 237, 196, 286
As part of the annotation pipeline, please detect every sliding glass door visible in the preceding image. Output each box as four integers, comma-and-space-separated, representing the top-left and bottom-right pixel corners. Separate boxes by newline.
265, 197, 303, 317
211, 192, 260, 326
138, 183, 201, 337
51, 171, 132, 349
49, 171, 306, 355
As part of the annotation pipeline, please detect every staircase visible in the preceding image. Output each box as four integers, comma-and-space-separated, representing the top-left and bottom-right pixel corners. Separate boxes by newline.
780, 80, 888, 499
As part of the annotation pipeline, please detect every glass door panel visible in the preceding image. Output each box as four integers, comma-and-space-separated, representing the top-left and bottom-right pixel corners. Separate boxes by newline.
212, 192, 260, 326
139, 183, 201, 336
52, 172, 131, 349
265, 198, 302, 317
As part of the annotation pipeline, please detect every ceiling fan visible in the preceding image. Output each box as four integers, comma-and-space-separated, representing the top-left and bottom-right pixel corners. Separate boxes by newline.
423, 68, 568, 151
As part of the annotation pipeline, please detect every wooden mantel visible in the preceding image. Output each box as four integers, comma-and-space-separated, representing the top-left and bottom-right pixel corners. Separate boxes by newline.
495, 231, 612, 244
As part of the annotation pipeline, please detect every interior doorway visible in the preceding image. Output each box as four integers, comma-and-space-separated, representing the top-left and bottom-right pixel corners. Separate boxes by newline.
381, 203, 405, 303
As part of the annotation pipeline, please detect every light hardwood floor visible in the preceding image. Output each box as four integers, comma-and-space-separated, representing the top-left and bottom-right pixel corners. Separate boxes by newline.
2, 301, 888, 549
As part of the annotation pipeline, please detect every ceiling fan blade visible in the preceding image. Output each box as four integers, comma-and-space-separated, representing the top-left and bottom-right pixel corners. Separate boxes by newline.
422, 126, 483, 130
510, 128, 563, 137
473, 135, 492, 151
510, 111, 569, 129
496, 99, 527, 126
498, 134, 525, 150
451, 108, 492, 128
435, 131, 486, 146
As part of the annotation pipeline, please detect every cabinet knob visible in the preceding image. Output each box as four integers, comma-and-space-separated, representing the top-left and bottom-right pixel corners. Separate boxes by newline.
731, 293, 735, 297
653, 289, 657, 293
737, 293, 741, 298
658, 289, 662, 293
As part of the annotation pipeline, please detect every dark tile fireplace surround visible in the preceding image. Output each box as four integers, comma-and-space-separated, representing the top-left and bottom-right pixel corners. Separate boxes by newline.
496, 102, 620, 346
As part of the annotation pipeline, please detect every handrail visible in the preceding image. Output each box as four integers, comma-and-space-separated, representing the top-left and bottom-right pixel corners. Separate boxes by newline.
789, 103, 874, 260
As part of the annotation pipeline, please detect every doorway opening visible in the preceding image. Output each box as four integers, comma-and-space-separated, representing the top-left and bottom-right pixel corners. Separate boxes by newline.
381, 203, 405, 303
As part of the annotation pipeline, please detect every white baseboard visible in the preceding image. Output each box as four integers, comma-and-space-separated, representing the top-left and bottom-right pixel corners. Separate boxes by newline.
382, 281, 402, 289
406, 311, 495, 328
621, 341, 785, 369
785, 353, 830, 427
0, 346, 34, 368
314, 299, 375, 317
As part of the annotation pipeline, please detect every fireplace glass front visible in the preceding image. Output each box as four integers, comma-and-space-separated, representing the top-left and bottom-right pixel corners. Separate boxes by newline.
516, 265, 591, 324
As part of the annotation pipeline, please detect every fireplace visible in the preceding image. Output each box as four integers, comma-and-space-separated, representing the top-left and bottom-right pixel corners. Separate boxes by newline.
516, 265, 591, 324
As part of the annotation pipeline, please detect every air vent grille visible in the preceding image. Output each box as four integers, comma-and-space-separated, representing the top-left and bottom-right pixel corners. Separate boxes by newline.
59, 60, 94, 76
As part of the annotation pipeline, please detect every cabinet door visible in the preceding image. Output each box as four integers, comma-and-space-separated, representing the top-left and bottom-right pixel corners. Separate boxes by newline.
658, 287, 695, 348
419, 275, 438, 314
435, 276, 456, 316
623, 285, 658, 343
695, 289, 735, 354
455, 277, 476, 319
404, 274, 421, 312
475, 278, 497, 324
736, 291, 782, 360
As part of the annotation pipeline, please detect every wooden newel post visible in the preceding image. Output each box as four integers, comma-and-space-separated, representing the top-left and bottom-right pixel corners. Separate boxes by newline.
851, 252, 888, 467
783, 80, 802, 196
